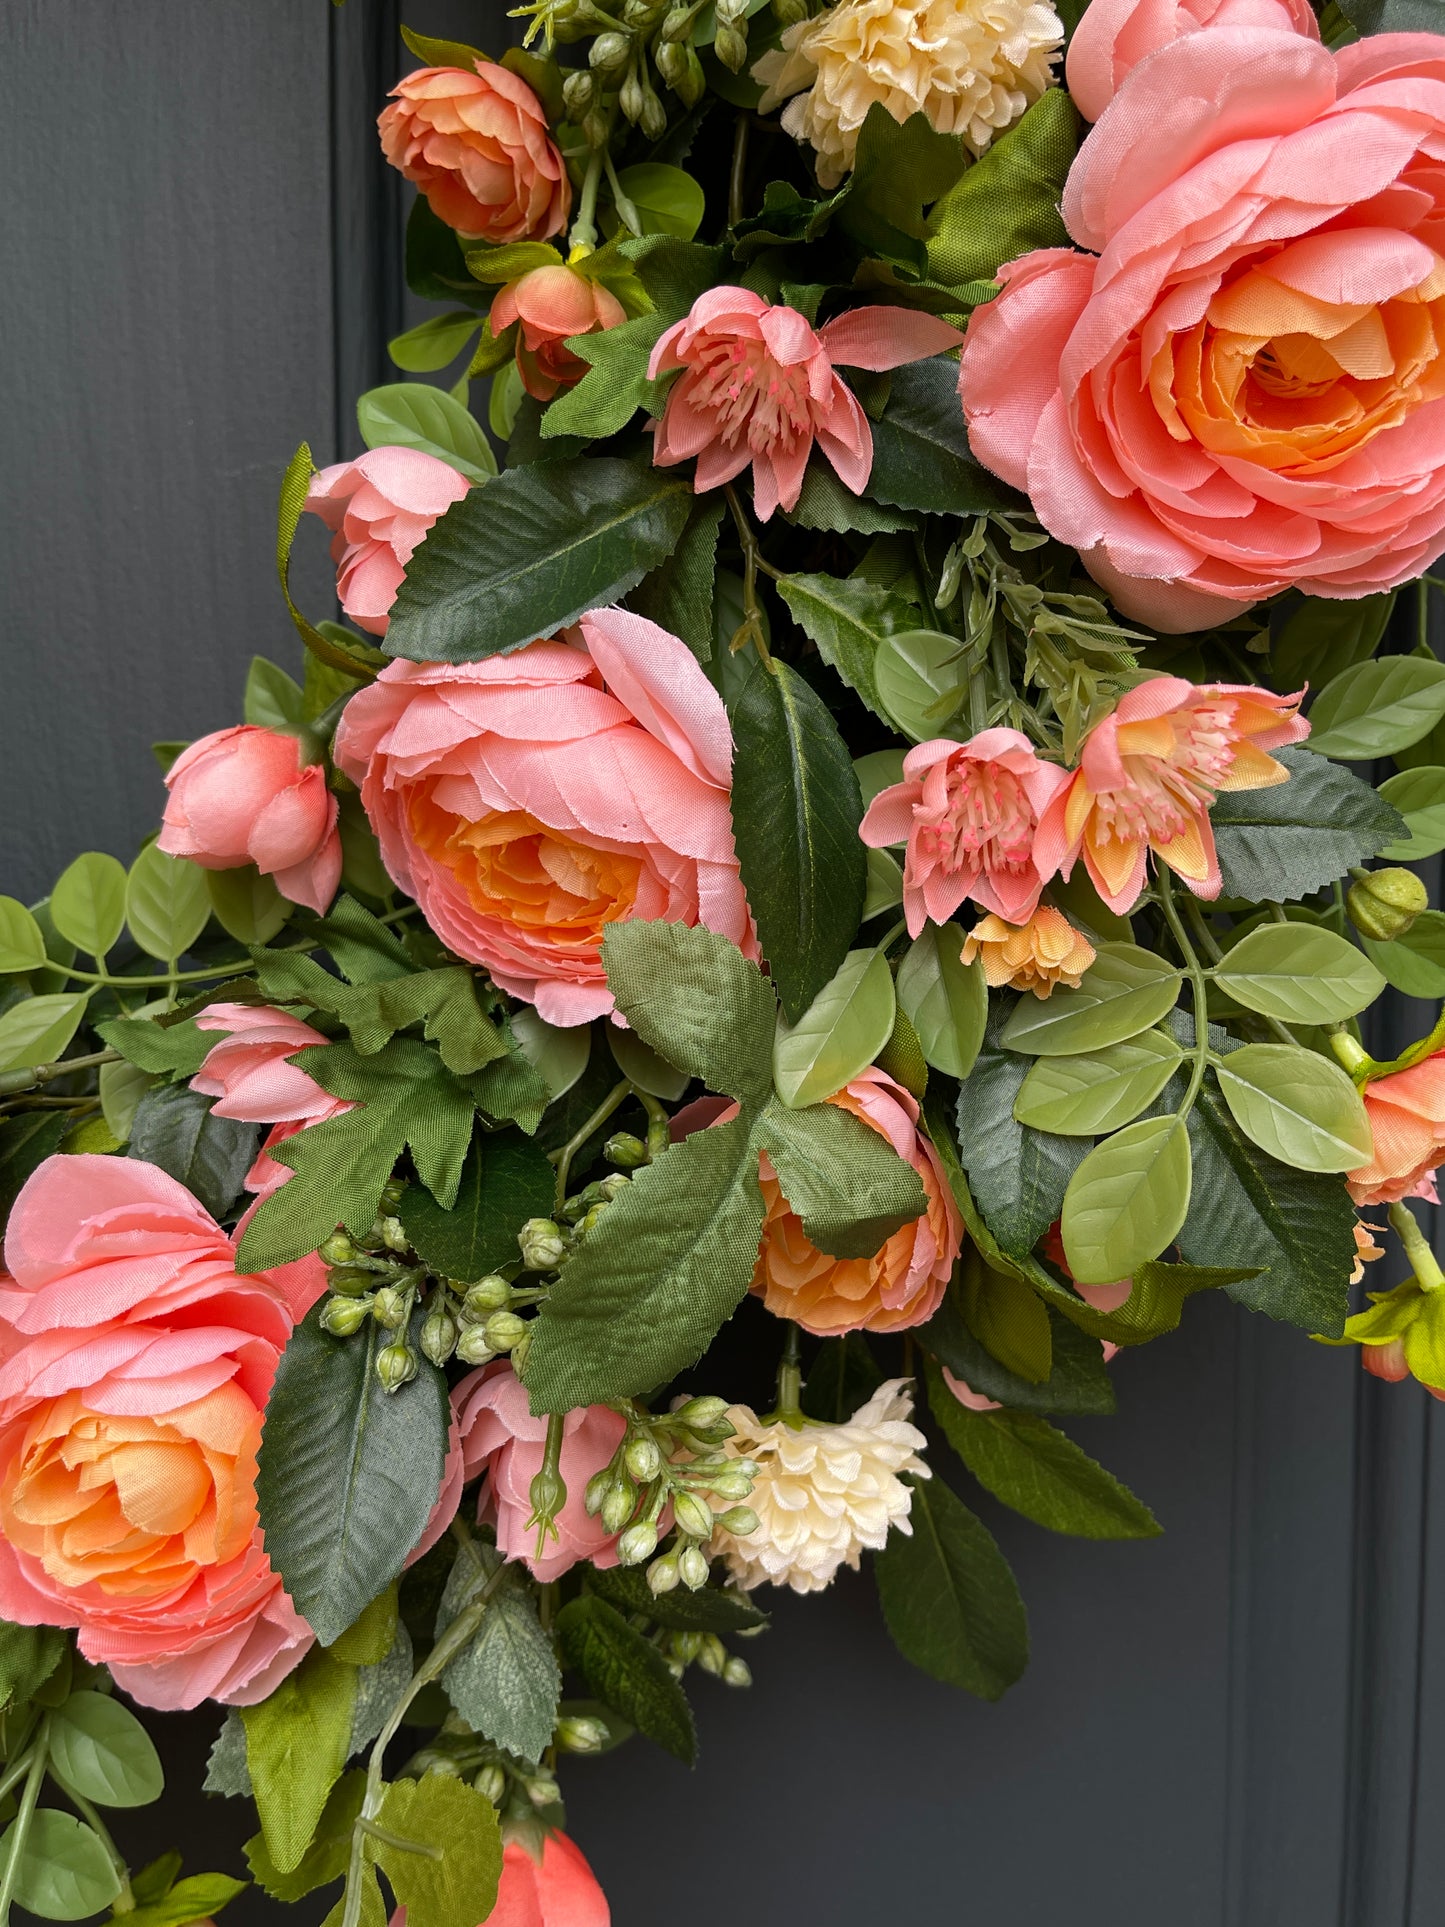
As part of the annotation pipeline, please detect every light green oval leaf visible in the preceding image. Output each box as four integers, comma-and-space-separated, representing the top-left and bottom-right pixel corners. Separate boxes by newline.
1214, 923, 1385, 1024
896, 924, 986, 1080
1001, 943, 1182, 1056
207, 866, 290, 946
1060, 1114, 1192, 1285
510, 1007, 590, 1100
612, 164, 706, 240
863, 847, 904, 919
389, 311, 483, 374
854, 749, 907, 812
774, 947, 896, 1108
99, 1056, 156, 1143
1214, 1043, 1373, 1173
608, 1024, 690, 1101
0, 897, 47, 974
1362, 911, 1445, 998
1014, 1030, 1183, 1136
1307, 656, 1445, 760
355, 383, 497, 485
243, 656, 307, 733
874, 629, 968, 741
0, 1810, 121, 1920
1379, 765, 1445, 861
48, 1690, 164, 1808
126, 845, 212, 963
50, 853, 128, 959
0, 994, 90, 1075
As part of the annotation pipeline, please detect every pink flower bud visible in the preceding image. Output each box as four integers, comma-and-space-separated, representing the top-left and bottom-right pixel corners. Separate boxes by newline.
304, 446, 471, 638
491, 264, 627, 402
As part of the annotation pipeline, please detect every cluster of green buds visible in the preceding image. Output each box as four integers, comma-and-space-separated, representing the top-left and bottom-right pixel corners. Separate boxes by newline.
660, 1629, 754, 1689
584, 1396, 759, 1596
408, 1706, 611, 1814
315, 1184, 435, 1393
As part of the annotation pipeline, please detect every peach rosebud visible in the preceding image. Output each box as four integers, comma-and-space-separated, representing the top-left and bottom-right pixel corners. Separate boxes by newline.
1065, 0, 1317, 122
305, 446, 472, 638
962, 906, 1096, 997
1348, 1052, 1445, 1206
492, 264, 627, 402
752, 1067, 962, 1335
191, 1005, 354, 1200
377, 62, 570, 242
159, 725, 342, 917
1345, 1273, 1445, 1402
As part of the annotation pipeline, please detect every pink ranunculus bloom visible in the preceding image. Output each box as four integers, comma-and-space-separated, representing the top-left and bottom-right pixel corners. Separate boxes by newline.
0, 1155, 328, 1711
305, 446, 472, 639
332, 606, 756, 1026
492, 264, 627, 402
959, 30, 1445, 631
1033, 677, 1308, 914
648, 289, 965, 520
452, 1363, 626, 1583
859, 729, 1071, 935
1065, 0, 1318, 121
192, 1005, 353, 1200
1349, 1052, 1445, 1206
390, 1833, 609, 1927
159, 725, 342, 917
377, 63, 570, 243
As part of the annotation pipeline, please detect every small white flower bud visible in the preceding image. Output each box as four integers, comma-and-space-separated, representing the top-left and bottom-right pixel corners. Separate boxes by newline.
371, 1285, 409, 1330
555, 1715, 609, 1754
716, 1505, 759, 1536
723, 1656, 752, 1688
375, 1343, 417, 1393
518, 1218, 566, 1271
474, 1764, 506, 1804
673, 1396, 729, 1430
708, 1469, 755, 1501
672, 1490, 715, 1540
526, 1774, 561, 1808
589, 28, 631, 73
484, 1310, 528, 1353
420, 1309, 458, 1365
696, 1634, 727, 1676
584, 1468, 613, 1517
647, 1552, 681, 1594
624, 1435, 662, 1482
320, 1295, 370, 1337
601, 1477, 638, 1536
617, 1520, 659, 1566
320, 1232, 357, 1267
678, 1543, 710, 1590
455, 1326, 495, 1367
463, 1275, 511, 1316
378, 1214, 410, 1254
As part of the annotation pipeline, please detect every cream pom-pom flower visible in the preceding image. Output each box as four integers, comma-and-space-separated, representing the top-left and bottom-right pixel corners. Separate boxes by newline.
753, 0, 1064, 188
709, 1379, 929, 1593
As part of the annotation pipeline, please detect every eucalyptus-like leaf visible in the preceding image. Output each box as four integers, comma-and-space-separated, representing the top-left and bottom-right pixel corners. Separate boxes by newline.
874, 628, 968, 740
1307, 656, 1445, 760
1212, 1043, 1373, 1173
773, 947, 896, 1108
1060, 1114, 1192, 1285
607, 1025, 690, 1100
125, 844, 211, 963
50, 853, 128, 958
1378, 765, 1445, 861
355, 382, 496, 484
1014, 1030, 1182, 1136
1213, 923, 1385, 1024
0, 897, 49, 974
1001, 944, 1182, 1057
509, 1006, 590, 1100
0, 993, 90, 1076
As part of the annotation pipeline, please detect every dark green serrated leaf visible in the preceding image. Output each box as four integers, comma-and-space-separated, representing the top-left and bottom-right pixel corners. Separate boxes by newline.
586, 1565, 768, 1634
541, 313, 670, 439
437, 1543, 560, 1767
874, 1477, 1028, 1699
920, 1293, 1117, 1415
0, 1621, 66, 1709
867, 358, 1021, 516
405, 197, 493, 311
127, 1084, 259, 1221
556, 1595, 697, 1763
398, 1126, 554, 1281
1210, 746, 1404, 901
837, 104, 970, 270
601, 919, 775, 1104
1338, 0, 1444, 29
627, 497, 724, 660
777, 571, 918, 721
755, 1098, 926, 1257
926, 89, 1079, 286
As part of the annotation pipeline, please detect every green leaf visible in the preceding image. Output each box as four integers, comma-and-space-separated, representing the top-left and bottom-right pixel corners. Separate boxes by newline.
372, 1774, 502, 1927
776, 572, 918, 723
1362, 910, 1445, 997
612, 163, 706, 239
255, 1302, 452, 1645
388, 312, 483, 374
787, 463, 916, 536
48, 1692, 163, 1809
524, 1116, 764, 1411
864, 848, 905, 919
0, 898, 47, 973
1213, 1042, 1372, 1173
397, 1126, 554, 1282
601, 919, 776, 1106
925, 1361, 1159, 1539
1001, 943, 1181, 1056
206, 867, 289, 947
0, 1621, 66, 1709
331, 1585, 399, 1667
509, 1007, 590, 1100
627, 497, 724, 660
1211, 746, 1404, 901
921, 1292, 1117, 1415
773, 946, 895, 1108
0, 1116, 73, 1229
555, 1595, 696, 1763
355, 383, 496, 485
1214, 921, 1384, 1024
399, 23, 488, 68
404, 198, 492, 312
730, 659, 867, 1025
240, 1647, 356, 1875
874, 627, 969, 739
896, 925, 987, 1080
1270, 590, 1395, 693
1378, 765, 1445, 860
1014, 1030, 1182, 1136
954, 1009, 1087, 1261
867, 360, 1019, 516
540, 313, 669, 440
384, 458, 693, 663
117, 1873, 248, 1927
926, 88, 1079, 287
1095, 1259, 1253, 1345
952, 1242, 1053, 1380
586, 1565, 767, 1634
127, 1084, 258, 1220
837, 104, 970, 271
50, 854, 128, 958
607, 1026, 690, 1102
437, 1545, 560, 1766
874, 1477, 1028, 1699
243, 657, 307, 733
0, 994, 90, 1076
755, 1098, 927, 1258
0, 1811, 120, 1920
1307, 655, 1445, 759
1338, 0, 1445, 29
125, 844, 211, 963
1060, 1114, 1192, 1285
95, 1014, 211, 1079
245, 1770, 365, 1904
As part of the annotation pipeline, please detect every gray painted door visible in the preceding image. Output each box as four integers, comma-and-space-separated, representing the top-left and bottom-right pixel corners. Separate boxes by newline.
2, 5, 1441, 1921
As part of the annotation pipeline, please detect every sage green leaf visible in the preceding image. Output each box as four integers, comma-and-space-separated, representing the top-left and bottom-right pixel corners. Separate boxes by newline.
241, 1648, 357, 1875
0, 1621, 66, 1709
255, 1303, 452, 1645
399, 24, 489, 67
1270, 590, 1395, 693
509, 1007, 590, 1100
730, 658, 867, 1023
1001, 943, 1182, 1056
1307, 656, 1445, 759
1379, 765, 1445, 860
601, 921, 775, 1104
48, 1691, 163, 1809
437, 1544, 559, 1765
1099, 1259, 1255, 1345
586, 1565, 767, 1634
867, 360, 1020, 516
776, 571, 919, 722
524, 1117, 764, 1410
607, 1025, 690, 1100
50, 854, 127, 958
627, 497, 723, 661
926, 88, 1078, 287
612, 162, 706, 239
773, 947, 895, 1108
755, 1098, 926, 1257
127, 1084, 259, 1220
355, 382, 496, 484
921, 1290, 1117, 1416
540, 313, 670, 439
125, 844, 211, 962
1061, 1114, 1192, 1285
206, 867, 289, 947
854, 748, 907, 810
372, 1776, 502, 1927
1213, 922, 1385, 1024
384, 458, 693, 664
1213, 1042, 1373, 1173
1014, 1031, 1182, 1136
120, 1872, 248, 1927
874, 1477, 1028, 1700
864, 848, 905, 918
1362, 910, 1445, 997
556, 1595, 696, 1763
874, 627, 969, 739
954, 1008, 1087, 1260
0, 1811, 120, 1919
397, 1127, 554, 1283
896, 925, 987, 1079
388, 311, 483, 374
245, 1770, 365, 1904
1211, 747, 1404, 900
928, 1367, 1158, 1540
0, 898, 47, 973
0, 994, 90, 1076
243, 657, 307, 733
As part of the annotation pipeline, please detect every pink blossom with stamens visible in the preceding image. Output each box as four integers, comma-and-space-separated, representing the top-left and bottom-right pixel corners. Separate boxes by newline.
647, 289, 964, 520
859, 729, 1070, 936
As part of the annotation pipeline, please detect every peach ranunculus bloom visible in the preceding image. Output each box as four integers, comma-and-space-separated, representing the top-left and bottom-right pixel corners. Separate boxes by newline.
1348, 1053, 1445, 1206
305, 447, 472, 639
859, 730, 1070, 936
159, 725, 342, 917
390, 1832, 610, 1927
1065, 0, 1318, 122
962, 906, 1097, 996
648, 289, 964, 520
753, 1067, 963, 1335
492, 265, 627, 402
191, 1005, 353, 1201
452, 1363, 625, 1583
377, 62, 570, 243
332, 607, 756, 1026
959, 29, 1445, 631
1032, 676, 1308, 915
0, 1155, 327, 1710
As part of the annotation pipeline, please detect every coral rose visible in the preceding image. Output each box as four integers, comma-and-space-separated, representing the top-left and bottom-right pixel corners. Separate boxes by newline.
192, 1005, 353, 1200
962, 906, 1096, 995
0, 1156, 326, 1710
377, 63, 569, 242
1342, 1273, 1445, 1400
305, 447, 472, 638
753, 1067, 962, 1335
959, 30, 1445, 630
492, 265, 627, 402
159, 725, 342, 917
452, 1363, 625, 1582
332, 607, 755, 1026
1348, 1052, 1445, 1205
648, 289, 964, 519
1065, 0, 1317, 122
859, 729, 1070, 933
1033, 677, 1308, 914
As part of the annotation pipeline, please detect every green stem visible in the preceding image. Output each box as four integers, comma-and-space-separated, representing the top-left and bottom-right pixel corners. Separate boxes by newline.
1390, 1198, 1445, 1291
1420, 576, 1432, 656
0, 1749, 36, 1812
551, 1078, 631, 1209
65, 1791, 133, 1913
1156, 872, 1210, 1119
773, 1321, 803, 1423
729, 112, 749, 228
602, 147, 642, 237
723, 486, 776, 663
634, 1087, 671, 1160
569, 147, 605, 252
0, 1718, 49, 1927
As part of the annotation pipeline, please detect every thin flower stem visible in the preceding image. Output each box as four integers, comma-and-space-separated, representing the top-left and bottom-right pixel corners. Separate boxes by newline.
601, 147, 642, 236
551, 1078, 632, 1209
773, 1321, 803, 1423
0, 1717, 49, 1927
729, 112, 749, 228
569, 147, 605, 252
723, 486, 776, 664
1156, 872, 1211, 1118
1390, 1198, 1445, 1291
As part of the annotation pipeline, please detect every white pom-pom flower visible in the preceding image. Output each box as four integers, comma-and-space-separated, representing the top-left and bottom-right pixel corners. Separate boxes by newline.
753, 0, 1065, 189
710, 1379, 929, 1593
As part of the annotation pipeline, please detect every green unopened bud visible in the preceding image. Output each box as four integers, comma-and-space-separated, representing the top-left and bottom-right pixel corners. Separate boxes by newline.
525, 1774, 561, 1808
638, 83, 668, 141
603, 1131, 648, 1169
463, 1275, 511, 1316
1348, 868, 1429, 942
484, 1310, 528, 1353
716, 1505, 759, 1536
589, 28, 631, 73
474, 1763, 507, 1804
624, 0, 664, 23
647, 1552, 681, 1594
327, 1265, 377, 1297
584, 1467, 613, 1517
672, 1490, 715, 1540
320, 1294, 371, 1337
713, 20, 748, 66
528, 1464, 567, 1533
420, 1309, 459, 1366
723, 1655, 752, 1688
654, 38, 705, 104
455, 1326, 496, 1367
617, 1520, 659, 1565
624, 1434, 662, 1482
601, 1475, 638, 1536
376, 1342, 417, 1393
696, 1633, 727, 1676
518, 1218, 566, 1271
664, 1654, 686, 1680
660, 4, 693, 39
618, 65, 646, 123
673, 1631, 703, 1664
555, 1714, 609, 1754
379, 1177, 407, 1212
423, 1756, 463, 1779
708, 1468, 755, 1500
561, 67, 596, 117
575, 1204, 607, 1237
320, 1232, 358, 1267
598, 1172, 632, 1202
678, 1543, 710, 1590
674, 1395, 730, 1430
582, 104, 611, 149
771, 0, 808, 23
372, 1285, 409, 1330
377, 1214, 409, 1254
